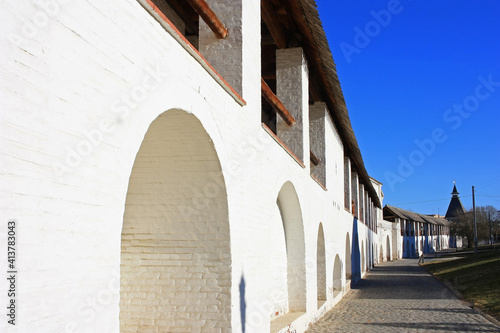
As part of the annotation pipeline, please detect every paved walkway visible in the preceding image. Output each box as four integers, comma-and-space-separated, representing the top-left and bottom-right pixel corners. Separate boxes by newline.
307, 259, 500, 333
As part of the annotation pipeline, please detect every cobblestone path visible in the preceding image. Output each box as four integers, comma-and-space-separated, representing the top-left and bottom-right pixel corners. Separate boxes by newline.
307, 259, 500, 333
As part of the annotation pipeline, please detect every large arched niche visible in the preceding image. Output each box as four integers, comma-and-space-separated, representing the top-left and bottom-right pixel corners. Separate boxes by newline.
361, 241, 365, 274
332, 254, 342, 297
386, 235, 391, 261
345, 233, 351, 281
316, 223, 326, 308
119, 110, 231, 332
276, 181, 307, 313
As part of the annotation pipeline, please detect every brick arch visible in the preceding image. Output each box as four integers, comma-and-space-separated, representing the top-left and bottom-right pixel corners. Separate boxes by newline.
120, 110, 231, 332
332, 254, 342, 297
371, 244, 374, 269
361, 241, 365, 273
386, 235, 391, 261
366, 239, 369, 270
316, 223, 326, 308
345, 233, 351, 280
276, 181, 306, 312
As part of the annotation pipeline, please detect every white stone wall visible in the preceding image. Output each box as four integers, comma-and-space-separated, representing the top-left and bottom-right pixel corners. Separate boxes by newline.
393, 224, 403, 260
377, 219, 398, 262
0, 1, 380, 332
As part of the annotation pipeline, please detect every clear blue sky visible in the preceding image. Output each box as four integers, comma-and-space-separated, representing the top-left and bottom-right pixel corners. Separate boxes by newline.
316, 0, 500, 215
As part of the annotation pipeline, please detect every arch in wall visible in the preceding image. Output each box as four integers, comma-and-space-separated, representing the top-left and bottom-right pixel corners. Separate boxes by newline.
386, 235, 391, 261
276, 181, 306, 312
345, 233, 351, 281
361, 241, 365, 273
406, 240, 410, 258
332, 254, 342, 297
380, 244, 384, 262
366, 239, 369, 271
351, 219, 361, 284
316, 223, 326, 308
373, 245, 376, 265
371, 244, 374, 269
120, 110, 231, 332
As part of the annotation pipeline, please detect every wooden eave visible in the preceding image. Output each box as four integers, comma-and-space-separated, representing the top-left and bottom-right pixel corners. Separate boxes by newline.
281, 0, 382, 208
186, 0, 227, 39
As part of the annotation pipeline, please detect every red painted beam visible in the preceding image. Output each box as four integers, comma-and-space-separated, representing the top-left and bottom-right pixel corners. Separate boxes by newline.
261, 78, 296, 126
310, 150, 320, 166
186, 0, 228, 39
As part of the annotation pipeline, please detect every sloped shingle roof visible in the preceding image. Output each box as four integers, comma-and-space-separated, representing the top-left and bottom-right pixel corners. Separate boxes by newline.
384, 205, 452, 226
291, 0, 381, 208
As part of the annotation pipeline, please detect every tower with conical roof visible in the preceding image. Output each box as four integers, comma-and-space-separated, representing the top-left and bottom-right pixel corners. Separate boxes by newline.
445, 181, 466, 220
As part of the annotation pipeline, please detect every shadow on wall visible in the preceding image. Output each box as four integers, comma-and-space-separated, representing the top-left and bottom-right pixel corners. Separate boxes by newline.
351, 217, 361, 286
404, 238, 417, 258
240, 275, 246, 333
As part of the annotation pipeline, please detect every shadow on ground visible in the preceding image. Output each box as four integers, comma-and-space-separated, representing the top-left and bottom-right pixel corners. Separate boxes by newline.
350, 260, 455, 300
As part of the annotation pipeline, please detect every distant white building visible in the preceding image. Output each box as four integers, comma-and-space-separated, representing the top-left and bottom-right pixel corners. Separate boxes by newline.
370, 178, 401, 264
380, 183, 463, 257
383, 205, 453, 258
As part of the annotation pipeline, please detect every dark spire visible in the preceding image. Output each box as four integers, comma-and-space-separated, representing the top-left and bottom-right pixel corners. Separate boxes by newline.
445, 181, 466, 219
451, 181, 459, 197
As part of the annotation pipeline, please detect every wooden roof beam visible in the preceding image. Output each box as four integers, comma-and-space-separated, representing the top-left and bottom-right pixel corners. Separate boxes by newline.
186, 0, 228, 39
261, 78, 296, 126
262, 72, 276, 80
261, 0, 287, 48
310, 150, 320, 166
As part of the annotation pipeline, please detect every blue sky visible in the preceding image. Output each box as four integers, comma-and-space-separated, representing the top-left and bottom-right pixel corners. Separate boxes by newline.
316, 0, 500, 215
